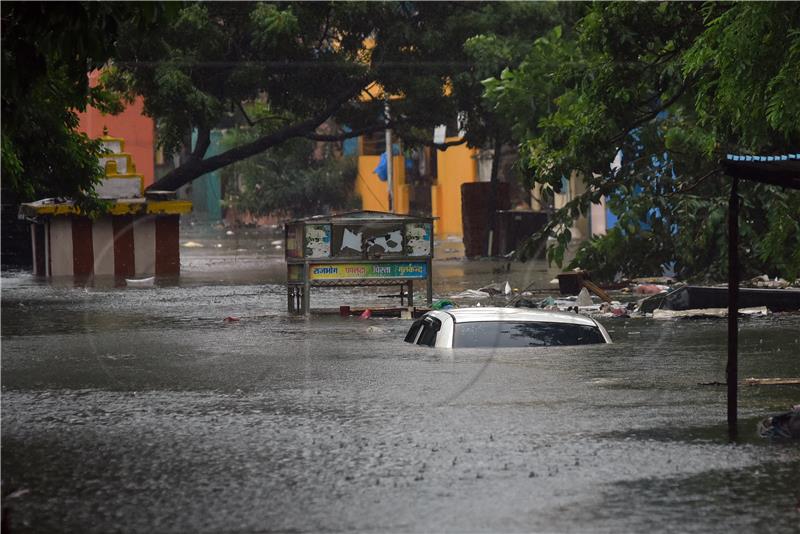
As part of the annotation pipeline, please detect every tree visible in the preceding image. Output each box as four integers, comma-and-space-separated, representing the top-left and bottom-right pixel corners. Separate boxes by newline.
106, 2, 560, 193
221, 116, 358, 219
1, 2, 173, 206
483, 1, 800, 280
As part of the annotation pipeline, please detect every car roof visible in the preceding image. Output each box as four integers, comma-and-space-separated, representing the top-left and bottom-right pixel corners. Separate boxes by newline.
433, 307, 599, 327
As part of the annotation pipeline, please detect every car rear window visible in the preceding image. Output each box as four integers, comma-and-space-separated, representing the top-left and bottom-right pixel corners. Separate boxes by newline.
404, 319, 423, 343
416, 316, 441, 347
405, 316, 442, 346
453, 321, 605, 348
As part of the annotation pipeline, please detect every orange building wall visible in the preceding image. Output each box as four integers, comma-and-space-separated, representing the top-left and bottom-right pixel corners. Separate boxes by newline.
355, 155, 408, 214
76, 73, 156, 187
356, 139, 477, 237
432, 140, 478, 237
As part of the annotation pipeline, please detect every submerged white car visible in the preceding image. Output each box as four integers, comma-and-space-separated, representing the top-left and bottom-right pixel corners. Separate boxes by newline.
404, 307, 611, 348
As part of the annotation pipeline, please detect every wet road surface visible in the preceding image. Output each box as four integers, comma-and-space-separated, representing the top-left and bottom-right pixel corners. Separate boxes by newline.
2, 227, 799, 533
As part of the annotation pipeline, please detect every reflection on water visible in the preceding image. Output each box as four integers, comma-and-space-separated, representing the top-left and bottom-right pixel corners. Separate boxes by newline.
2, 229, 799, 533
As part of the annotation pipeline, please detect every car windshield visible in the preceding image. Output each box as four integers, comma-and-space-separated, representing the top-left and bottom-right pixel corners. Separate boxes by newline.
453, 321, 605, 348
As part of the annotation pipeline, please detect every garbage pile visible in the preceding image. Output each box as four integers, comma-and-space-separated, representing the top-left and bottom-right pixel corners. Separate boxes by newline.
441, 271, 800, 320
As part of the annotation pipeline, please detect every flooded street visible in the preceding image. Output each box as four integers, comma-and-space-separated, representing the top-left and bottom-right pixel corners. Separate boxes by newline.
2, 227, 799, 533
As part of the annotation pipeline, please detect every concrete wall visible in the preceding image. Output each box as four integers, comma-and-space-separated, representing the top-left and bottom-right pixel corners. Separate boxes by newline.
36, 215, 180, 278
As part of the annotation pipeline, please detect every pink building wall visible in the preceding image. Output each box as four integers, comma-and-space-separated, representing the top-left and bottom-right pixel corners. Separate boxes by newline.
76, 72, 156, 188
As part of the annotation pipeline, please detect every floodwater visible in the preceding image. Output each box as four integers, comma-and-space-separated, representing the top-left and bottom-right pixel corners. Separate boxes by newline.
2, 225, 799, 533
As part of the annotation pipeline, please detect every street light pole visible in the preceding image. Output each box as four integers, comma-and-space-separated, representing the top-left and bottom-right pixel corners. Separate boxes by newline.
384, 100, 393, 213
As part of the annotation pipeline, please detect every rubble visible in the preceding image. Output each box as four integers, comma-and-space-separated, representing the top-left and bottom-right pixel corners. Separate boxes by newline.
477, 281, 512, 296
450, 289, 492, 299
448, 273, 797, 321
745, 274, 791, 289
652, 306, 768, 319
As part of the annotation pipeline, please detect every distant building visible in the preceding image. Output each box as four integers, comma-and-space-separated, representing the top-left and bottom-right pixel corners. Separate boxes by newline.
354, 127, 479, 240
178, 129, 224, 223
76, 71, 156, 188
530, 172, 617, 240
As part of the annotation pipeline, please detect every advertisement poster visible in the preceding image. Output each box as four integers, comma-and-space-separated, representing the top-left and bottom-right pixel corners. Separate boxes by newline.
304, 224, 331, 258
405, 222, 431, 256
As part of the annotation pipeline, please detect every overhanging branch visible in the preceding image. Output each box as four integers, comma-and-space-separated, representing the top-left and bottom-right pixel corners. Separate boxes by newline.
610, 81, 690, 144
303, 122, 390, 142
146, 79, 370, 192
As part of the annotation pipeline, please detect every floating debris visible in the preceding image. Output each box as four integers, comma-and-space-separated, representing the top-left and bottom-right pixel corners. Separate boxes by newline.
758, 405, 800, 440
125, 276, 155, 287
652, 306, 768, 319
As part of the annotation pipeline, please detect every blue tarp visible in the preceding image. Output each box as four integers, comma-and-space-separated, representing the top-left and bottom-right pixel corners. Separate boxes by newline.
373, 153, 389, 182
372, 145, 401, 182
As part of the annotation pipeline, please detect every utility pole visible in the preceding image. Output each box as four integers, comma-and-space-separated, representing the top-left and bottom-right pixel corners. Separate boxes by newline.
384, 100, 393, 213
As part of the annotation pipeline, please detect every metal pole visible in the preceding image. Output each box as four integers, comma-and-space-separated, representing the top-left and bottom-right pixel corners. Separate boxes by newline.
487, 136, 502, 257
385, 100, 393, 212
727, 176, 739, 439
303, 262, 311, 316
427, 231, 434, 305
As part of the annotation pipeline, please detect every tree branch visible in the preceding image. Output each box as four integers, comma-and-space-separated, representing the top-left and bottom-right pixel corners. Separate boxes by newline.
665, 167, 721, 197
303, 122, 389, 142
316, 9, 332, 53
147, 79, 370, 191
428, 137, 468, 150
610, 81, 690, 144
191, 126, 211, 161
237, 101, 293, 127
237, 101, 255, 127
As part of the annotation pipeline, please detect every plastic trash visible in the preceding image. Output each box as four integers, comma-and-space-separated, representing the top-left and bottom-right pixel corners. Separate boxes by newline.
634, 284, 668, 294
478, 282, 508, 296
432, 299, 455, 310
540, 296, 556, 307
360, 309, 372, 319
577, 287, 593, 306
451, 289, 491, 299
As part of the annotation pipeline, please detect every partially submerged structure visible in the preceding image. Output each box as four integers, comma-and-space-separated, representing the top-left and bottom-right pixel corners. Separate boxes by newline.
638, 285, 800, 314
284, 210, 434, 314
720, 153, 800, 437
19, 135, 192, 278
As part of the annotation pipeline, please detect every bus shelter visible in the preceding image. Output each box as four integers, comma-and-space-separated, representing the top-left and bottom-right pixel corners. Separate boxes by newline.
285, 210, 435, 314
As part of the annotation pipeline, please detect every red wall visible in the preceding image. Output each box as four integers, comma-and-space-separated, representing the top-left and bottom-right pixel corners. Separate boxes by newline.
76, 72, 156, 188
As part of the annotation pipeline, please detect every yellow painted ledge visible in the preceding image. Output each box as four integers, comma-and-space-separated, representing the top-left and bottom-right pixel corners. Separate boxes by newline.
20, 199, 193, 218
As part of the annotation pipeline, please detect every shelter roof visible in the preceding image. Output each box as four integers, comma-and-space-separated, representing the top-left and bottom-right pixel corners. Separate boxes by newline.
289, 210, 435, 224
721, 153, 800, 190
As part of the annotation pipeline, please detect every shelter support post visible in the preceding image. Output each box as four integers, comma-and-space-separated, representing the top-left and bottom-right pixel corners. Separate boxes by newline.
727, 176, 739, 439
407, 280, 414, 308
426, 259, 433, 306
303, 263, 311, 316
